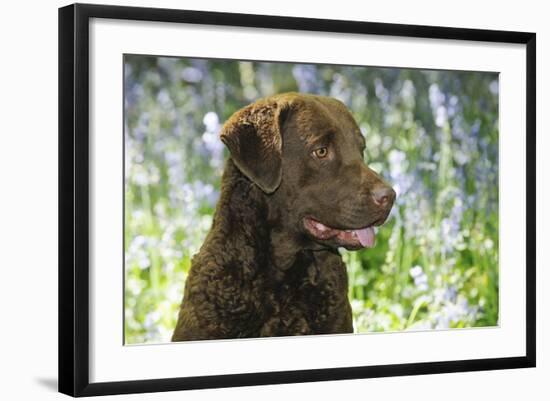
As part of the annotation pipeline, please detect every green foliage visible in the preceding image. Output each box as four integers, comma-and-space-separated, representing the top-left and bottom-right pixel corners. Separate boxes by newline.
124, 55, 499, 344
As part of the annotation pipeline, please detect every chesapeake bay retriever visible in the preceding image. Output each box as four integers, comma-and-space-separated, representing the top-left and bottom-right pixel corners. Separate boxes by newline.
172, 92, 395, 341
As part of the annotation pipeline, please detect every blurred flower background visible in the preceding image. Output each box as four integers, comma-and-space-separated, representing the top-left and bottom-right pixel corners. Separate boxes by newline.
124, 55, 499, 344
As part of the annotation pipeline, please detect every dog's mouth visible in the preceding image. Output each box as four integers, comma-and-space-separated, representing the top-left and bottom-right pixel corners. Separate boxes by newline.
303, 217, 376, 250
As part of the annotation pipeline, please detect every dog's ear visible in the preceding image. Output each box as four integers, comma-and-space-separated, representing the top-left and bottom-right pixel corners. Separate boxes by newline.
220, 98, 291, 194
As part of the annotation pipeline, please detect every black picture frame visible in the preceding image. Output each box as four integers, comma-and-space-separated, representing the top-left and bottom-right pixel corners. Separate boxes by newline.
58, 3, 536, 397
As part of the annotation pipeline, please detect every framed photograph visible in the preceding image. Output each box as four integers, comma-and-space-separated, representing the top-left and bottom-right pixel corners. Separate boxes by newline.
58, 3, 536, 397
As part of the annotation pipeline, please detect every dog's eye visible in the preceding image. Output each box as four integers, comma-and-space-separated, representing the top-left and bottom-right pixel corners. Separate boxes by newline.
313, 147, 329, 159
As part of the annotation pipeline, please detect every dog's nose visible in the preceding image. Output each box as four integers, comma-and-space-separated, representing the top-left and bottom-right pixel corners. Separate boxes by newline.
371, 185, 396, 207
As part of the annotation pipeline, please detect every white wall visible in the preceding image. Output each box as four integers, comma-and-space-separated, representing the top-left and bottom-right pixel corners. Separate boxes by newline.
0, 0, 546, 399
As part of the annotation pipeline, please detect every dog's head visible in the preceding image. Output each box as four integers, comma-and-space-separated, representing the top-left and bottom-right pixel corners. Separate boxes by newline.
221, 92, 395, 250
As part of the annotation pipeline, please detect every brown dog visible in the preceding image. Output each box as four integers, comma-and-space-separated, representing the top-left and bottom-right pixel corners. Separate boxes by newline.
172, 93, 395, 341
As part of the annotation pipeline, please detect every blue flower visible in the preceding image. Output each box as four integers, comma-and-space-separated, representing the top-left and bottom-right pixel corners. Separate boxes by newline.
410, 265, 429, 291
292, 64, 321, 93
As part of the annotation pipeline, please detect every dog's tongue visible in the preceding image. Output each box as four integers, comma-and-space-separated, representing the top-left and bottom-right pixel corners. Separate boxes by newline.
355, 227, 375, 248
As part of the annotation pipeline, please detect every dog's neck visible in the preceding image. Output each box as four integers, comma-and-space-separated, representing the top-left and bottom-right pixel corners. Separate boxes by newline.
206, 159, 307, 275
